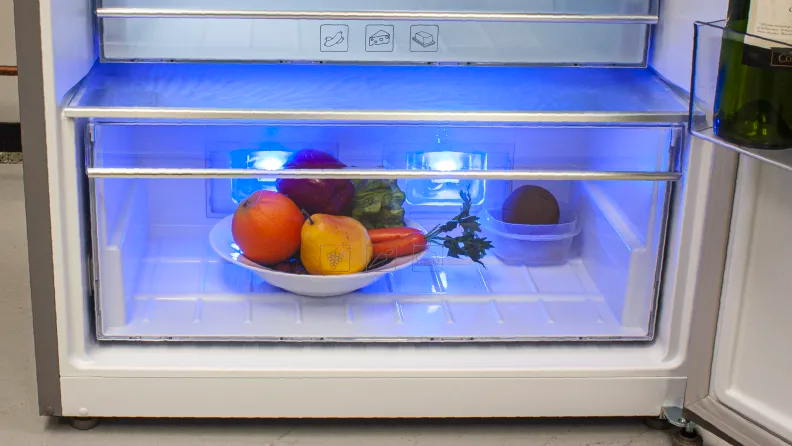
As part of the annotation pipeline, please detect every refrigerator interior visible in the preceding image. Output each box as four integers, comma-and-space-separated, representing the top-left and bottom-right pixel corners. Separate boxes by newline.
89, 123, 677, 342
20, 0, 776, 425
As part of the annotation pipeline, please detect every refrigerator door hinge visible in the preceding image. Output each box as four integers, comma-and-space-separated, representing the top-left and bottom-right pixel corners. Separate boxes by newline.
662, 406, 687, 428
659, 406, 703, 444
662, 405, 701, 434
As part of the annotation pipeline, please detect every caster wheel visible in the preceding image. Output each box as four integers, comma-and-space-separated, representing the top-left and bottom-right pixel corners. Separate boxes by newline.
68, 417, 101, 430
643, 417, 672, 430
671, 428, 704, 446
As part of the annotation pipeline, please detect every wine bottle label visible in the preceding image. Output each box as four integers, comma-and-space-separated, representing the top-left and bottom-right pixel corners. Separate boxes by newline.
747, 0, 792, 45
743, 0, 792, 69
742, 45, 792, 68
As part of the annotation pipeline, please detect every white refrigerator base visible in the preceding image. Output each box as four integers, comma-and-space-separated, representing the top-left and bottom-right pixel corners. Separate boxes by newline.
60, 376, 685, 418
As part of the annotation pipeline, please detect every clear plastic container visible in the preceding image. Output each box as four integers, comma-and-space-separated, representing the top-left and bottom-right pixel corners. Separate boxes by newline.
482, 207, 580, 266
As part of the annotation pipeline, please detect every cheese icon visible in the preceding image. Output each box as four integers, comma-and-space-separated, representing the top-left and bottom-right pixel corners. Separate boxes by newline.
369, 30, 391, 46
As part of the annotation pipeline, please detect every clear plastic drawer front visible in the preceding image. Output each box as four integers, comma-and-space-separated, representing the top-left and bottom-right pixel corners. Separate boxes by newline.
97, 0, 656, 65
86, 122, 679, 342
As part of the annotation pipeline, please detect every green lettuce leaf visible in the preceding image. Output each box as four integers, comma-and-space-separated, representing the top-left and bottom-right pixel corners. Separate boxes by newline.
350, 179, 406, 229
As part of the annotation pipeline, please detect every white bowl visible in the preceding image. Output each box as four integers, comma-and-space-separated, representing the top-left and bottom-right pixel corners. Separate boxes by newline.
209, 216, 427, 297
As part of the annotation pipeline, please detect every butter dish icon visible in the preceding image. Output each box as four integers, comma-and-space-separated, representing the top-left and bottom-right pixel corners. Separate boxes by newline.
412, 31, 436, 48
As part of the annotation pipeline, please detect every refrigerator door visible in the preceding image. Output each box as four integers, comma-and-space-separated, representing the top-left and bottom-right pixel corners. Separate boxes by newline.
684, 158, 792, 446
653, 0, 792, 444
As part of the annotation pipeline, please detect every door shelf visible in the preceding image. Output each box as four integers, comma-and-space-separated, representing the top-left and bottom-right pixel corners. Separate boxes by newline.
65, 63, 689, 125
690, 21, 792, 172
693, 128, 792, 174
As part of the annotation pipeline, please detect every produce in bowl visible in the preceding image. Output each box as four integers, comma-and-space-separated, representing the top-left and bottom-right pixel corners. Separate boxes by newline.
216, 171, 493, 296
366, 188, 493, 265
368, 227, 427, 260
210, 216, 428, 297
230, 190, 304, 266
349, 179, 406, 229
275, 149, 355, 215
300, 213, 373, 275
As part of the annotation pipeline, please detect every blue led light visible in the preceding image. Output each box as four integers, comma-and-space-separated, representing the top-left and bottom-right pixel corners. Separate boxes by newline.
407, 150, 487, 206
250, 151, 290, 171
426, 152, 464, 172
230, 146, 292, 203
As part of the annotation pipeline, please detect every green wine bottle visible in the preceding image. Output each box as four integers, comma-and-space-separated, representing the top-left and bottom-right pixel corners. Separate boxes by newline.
713, 0, 792, 149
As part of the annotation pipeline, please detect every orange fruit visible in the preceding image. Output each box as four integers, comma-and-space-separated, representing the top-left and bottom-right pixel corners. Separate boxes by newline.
231, 191, 304, 266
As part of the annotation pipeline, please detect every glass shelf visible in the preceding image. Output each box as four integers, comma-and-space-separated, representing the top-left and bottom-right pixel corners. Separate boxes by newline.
65, 63, 689, 125
693, 128, 792, 174
99, 0, 658, 18
96, 0, 656, 64
690, 21, 792, 173
96, 9, 658, 24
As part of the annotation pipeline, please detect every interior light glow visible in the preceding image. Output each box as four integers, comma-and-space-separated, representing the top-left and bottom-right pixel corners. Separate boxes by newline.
426, 152, 463, 172
250, 151, 289, 171
229, 147, 294, 204
406, 150, 488, 207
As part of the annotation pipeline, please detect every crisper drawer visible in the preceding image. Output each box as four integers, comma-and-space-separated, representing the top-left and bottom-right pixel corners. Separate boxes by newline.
97, 0, 656, 65
86, 122, 680, 342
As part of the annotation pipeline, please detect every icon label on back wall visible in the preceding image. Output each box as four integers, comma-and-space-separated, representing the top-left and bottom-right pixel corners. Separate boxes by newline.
320, 24, 349, 52
410, 25, 439, 52
366, 24, 394, 52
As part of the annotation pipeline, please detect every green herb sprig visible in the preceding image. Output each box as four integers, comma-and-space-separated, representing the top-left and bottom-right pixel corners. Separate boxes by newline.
424, 188, 493, 266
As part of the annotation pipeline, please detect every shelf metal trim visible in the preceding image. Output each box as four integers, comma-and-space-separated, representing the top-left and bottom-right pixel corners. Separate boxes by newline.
86, 167, 681, 181
693, 128, 792, 174
95, 8, 659, 24
63, 107, 689, 124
